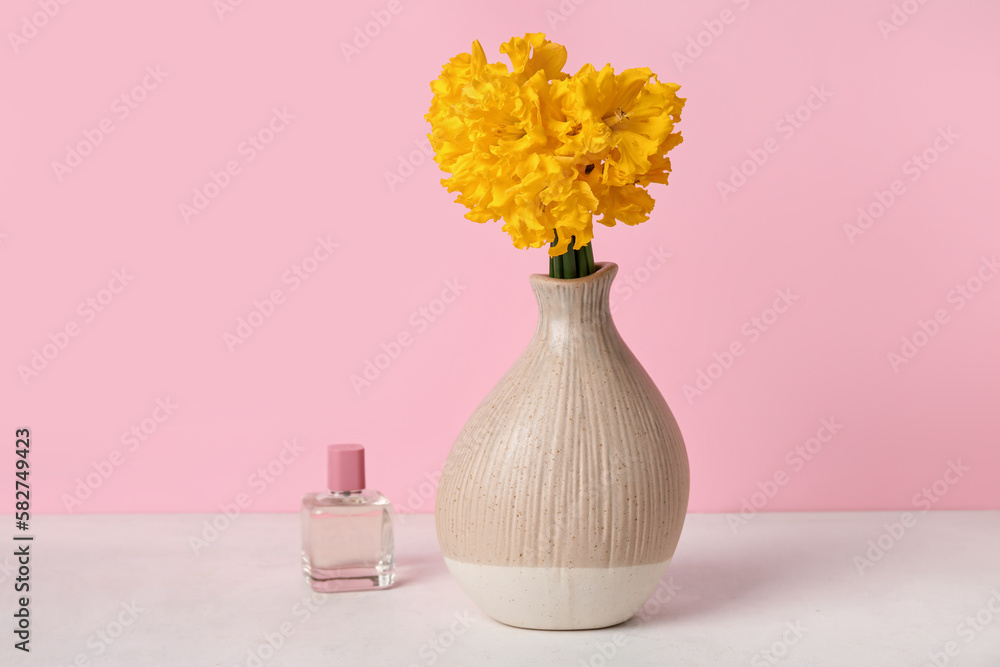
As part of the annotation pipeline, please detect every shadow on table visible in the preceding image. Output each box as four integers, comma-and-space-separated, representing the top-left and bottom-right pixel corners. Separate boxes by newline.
395, 553, 449, 589
626, 522, 853, 626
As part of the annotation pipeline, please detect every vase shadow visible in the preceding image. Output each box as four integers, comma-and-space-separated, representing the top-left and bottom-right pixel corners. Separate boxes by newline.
625, 518, 853, 627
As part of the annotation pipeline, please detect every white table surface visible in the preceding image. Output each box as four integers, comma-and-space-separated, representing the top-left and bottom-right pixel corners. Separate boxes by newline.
5, 511, 999, 666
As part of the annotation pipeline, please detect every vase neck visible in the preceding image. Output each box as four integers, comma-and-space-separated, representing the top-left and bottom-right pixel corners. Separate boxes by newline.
528, 262, 618, 336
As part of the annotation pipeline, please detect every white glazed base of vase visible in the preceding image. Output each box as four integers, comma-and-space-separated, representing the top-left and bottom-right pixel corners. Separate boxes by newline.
443, 557, 672, 630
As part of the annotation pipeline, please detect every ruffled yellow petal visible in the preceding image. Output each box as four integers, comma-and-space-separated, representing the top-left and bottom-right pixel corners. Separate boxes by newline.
426, 34, 684, 257
500, 32, 568, 84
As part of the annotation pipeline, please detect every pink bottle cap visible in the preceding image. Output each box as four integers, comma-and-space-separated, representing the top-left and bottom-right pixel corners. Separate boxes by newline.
327, 444, 365, 491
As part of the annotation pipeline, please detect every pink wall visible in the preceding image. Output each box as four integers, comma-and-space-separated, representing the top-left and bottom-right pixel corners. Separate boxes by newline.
2, 0, 998, 515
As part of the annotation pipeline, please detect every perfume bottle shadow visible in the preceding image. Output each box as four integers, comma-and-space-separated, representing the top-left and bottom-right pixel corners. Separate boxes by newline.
393, 557, 449, 589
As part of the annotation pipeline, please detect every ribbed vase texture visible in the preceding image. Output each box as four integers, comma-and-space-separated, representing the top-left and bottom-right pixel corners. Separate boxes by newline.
435, 262, 690, 629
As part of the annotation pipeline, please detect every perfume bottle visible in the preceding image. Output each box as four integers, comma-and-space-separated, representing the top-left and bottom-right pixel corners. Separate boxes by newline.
301, 444, 395, 592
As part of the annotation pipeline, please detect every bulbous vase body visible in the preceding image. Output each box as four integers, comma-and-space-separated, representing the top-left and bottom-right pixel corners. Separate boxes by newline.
436, 262, 690, 630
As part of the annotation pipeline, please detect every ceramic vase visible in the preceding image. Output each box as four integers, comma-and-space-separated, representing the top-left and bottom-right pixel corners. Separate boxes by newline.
435, 262, 690, 630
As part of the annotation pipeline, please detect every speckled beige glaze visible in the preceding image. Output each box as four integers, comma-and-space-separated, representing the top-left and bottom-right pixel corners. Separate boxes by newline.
436, 262, 689, 629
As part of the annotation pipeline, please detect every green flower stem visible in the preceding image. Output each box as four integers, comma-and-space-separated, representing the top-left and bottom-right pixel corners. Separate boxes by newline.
549, 233, 596, 279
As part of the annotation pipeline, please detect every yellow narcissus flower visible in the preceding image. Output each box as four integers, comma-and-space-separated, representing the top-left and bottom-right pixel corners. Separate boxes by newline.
425, 33, 684, 260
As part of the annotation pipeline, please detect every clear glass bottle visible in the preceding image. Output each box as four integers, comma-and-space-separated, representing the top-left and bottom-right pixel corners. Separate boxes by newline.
301, 444, 395, 592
